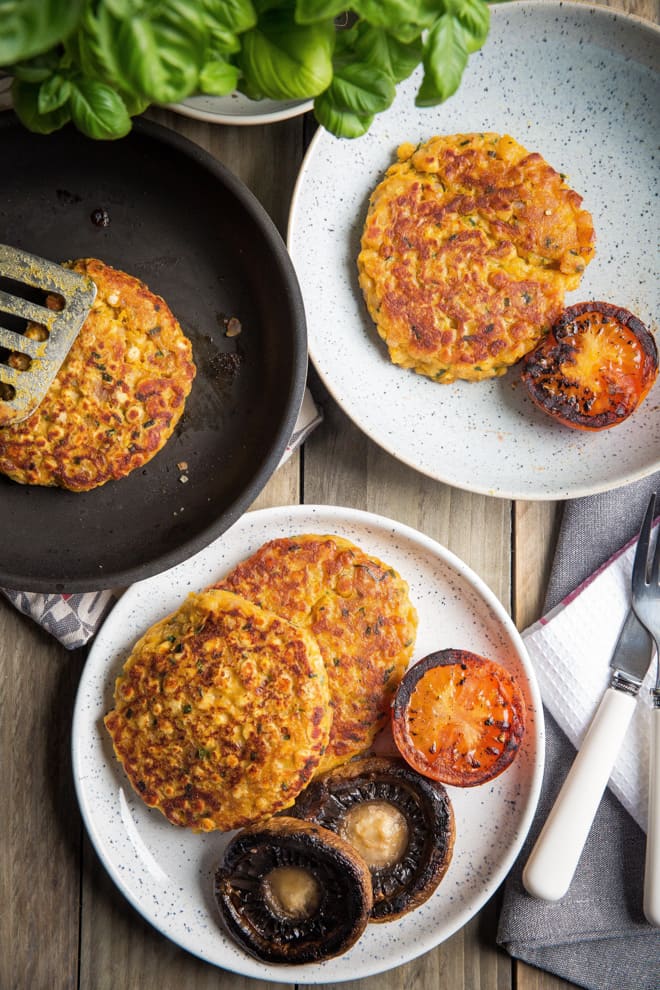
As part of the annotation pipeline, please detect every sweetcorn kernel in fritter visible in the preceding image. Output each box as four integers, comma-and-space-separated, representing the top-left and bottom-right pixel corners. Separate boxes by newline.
104, 589, 332, 832
215, 534, 418, 774
0, 258, 195, 491
357, 132, 596, 383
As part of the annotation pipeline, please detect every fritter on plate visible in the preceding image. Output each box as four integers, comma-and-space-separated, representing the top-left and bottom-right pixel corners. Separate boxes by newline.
0, 258, 195, 491
357, 132, 596, 382
214, 534, 418, 774
104, 589, 332, 832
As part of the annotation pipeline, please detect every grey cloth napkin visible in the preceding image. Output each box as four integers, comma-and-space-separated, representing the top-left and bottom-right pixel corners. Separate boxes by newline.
497, 471, 660, 990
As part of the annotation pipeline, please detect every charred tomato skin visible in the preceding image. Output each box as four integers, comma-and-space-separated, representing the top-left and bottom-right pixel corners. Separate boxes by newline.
391, 648, 526, 787
290, 755, 455, 922
214, 816, 372, 964
521, 301, 658, 431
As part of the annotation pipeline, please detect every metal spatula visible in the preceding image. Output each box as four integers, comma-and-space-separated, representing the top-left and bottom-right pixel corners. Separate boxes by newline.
0, 244, 97, 426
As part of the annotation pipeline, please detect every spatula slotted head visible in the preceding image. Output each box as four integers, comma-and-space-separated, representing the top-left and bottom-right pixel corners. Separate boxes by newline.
0, 245, 97, 425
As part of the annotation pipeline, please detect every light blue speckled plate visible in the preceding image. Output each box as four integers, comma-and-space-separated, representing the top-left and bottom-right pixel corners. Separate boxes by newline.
288, 1, 660, 500
72, 505, 544, 981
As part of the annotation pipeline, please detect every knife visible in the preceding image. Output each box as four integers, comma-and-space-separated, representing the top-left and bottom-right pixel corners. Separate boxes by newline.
523, 606, 653, 901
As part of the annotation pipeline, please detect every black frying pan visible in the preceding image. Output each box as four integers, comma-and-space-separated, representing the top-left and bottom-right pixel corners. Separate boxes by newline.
0, 114, 307, 592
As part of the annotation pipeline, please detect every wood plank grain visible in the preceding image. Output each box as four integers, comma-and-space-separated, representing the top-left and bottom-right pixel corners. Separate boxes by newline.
0, 601, 84, 990
513, 501, 562, 631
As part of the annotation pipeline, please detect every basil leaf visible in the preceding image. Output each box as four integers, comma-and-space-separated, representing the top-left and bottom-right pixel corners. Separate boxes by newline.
198, 57, 240, 95
75, 8, 149, 113
11, 49, 61, 83
240, 12, 334, 99
78, 1, 207, 105
350, 22, 423, 83
416, 13, 468, 106
314, 91, 374, 138
37, 73, 71, 114
0, 0, 84, 64
115, 5, 207, 103
77, 5, 128, 88
69, 79, 132, 139
202, 0, 256, 52
295, 0, 347, 23
115, 88, 151, 117
352, 0, 441, 32
11, 78, 71, 133
203, 0, 257, 32
454, 0, 490, 53
102, 0, 135, 15
325, 61, 395, 115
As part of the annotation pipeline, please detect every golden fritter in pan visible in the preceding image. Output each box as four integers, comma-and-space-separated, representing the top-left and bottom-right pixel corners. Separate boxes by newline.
358, 132, 596, 382
0, 258, 195, 491
104, 589, 332, 832
215, 534, 418, 774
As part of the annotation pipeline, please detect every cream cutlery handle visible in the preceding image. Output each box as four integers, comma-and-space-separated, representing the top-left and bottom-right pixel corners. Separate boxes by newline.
522, 687, 636, 901
644, 704, 660, 926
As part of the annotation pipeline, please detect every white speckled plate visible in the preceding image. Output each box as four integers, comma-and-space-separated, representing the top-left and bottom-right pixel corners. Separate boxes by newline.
167, 92, 313, 125
72, 504, 544, 982
288, 2, 660, 500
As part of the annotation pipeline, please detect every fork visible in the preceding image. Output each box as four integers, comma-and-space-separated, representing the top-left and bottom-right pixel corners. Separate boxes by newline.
631, 492, 660, 927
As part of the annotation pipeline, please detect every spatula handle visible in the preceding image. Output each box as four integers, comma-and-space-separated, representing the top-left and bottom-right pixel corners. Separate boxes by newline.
522, 687, 636, 901
644, 703, 660, 926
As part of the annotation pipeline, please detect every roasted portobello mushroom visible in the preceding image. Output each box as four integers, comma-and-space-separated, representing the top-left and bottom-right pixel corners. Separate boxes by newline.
290, 755, 455, 921
214, 816, 373, 964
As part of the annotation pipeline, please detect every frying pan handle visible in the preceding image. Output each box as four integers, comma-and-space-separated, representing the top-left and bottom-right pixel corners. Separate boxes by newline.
522, 686, 636, 901
644, 702, 660, 926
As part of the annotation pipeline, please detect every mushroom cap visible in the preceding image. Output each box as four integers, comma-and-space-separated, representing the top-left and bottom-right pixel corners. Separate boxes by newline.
214, 816, 373, 963
290, 755, 455, 921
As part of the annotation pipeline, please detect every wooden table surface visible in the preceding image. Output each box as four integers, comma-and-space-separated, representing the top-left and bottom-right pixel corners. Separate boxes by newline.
2, 1, 656, 987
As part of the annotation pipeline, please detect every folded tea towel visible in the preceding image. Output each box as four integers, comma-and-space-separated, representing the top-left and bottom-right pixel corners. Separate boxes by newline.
523, 517, 658, 831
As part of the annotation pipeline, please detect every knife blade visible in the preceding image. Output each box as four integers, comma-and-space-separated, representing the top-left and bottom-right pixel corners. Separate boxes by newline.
523, 604, 655, 901
609, 605, 654, 695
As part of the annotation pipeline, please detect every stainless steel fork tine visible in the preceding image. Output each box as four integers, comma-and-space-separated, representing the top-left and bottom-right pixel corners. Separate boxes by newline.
652, 499, 660, 586
633, 492, 656, 589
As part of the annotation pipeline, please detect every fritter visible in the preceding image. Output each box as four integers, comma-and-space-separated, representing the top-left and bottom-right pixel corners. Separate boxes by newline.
214, 534, 418, 774
0, 257, 195, 491
357, 132, 596, 383
104, 589, 332, 832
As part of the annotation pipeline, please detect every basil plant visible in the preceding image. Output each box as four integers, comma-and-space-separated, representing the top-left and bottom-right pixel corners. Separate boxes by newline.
0, 0, 491, 139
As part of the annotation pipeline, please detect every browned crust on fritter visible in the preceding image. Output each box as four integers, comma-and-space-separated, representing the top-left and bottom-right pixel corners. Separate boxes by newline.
214, 534, 418, 774
0, 258, 196, 491
358, 133, 596, 382
104, 589, 332, 832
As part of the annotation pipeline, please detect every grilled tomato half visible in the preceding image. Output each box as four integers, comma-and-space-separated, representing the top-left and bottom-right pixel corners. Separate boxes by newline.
521, 301, 658, 430
391, 649, 526, 787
